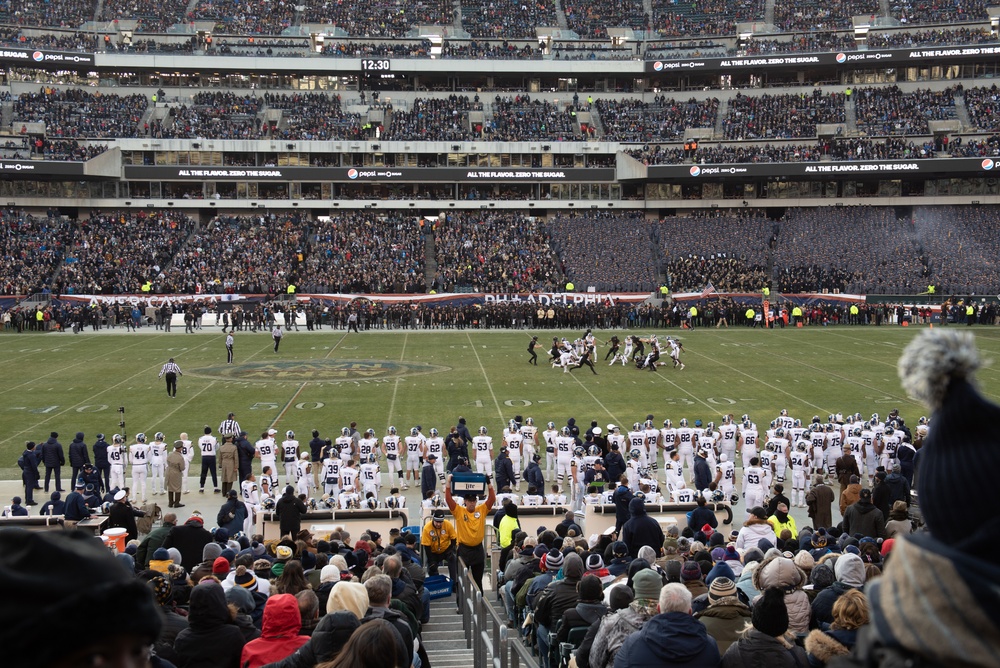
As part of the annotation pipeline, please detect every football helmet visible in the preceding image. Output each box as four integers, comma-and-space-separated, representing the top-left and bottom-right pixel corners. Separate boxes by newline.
871, 413, 880, 422
261, 497, 276, 511
430, 428, 439, 436
509, 419, 518, 432
286, 430, 295, 438
730, 492, 741, 506
825, 424, 834, 433
769, 420, 777, 429
828, 414, 835, 423
742, 420, 752, 430
740, 414, 750, 423
526, 417, 534, 426
679, 418, 689, 427
342, 427, 351, 437
479, 426, 488, 435
884, 425, 894, 435
588, 444, 601, 456
561, 426, 570, 436
307, 498, 319, 510
547, 421, 556, 429
113, 434, 123, 444
574, 446, 585, 458
100, 501, 112, 514
386, 496, 401, 509
633, 422, 642, 431
663, 419, 672, 428
722, 415, 732, 425
644, 420, 654, 429
387, 426, 396, 435
918, 416, 928, 426
793, 419, 802, 428
154, 432, 164, 441
765, 441, 776, 452
796, 442, 808, 452
323, 495, 338, 509
812, 415, 821, 424
135, 433, 146, 443
780, 409, 788, 417
411, 427, 419, 436
889, 419, 899, 430
711, 489, 725, 503
853, 427, 862, 437
365, 428, 375, 437
775, 427, 785, 438
629, 448, 642, 460
706, 421, 715, 431
365, 496, 379, 510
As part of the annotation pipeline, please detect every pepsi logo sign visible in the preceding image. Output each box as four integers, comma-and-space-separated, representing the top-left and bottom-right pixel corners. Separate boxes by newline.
982, 159, 994, 170
32, 51, 44, 62
835, 53, 847, 64
347, 168, 359, 179
689, 166, 701, 176
653, 61, 663, 72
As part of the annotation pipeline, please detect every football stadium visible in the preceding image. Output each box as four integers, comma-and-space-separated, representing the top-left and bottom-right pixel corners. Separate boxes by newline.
1, 3, 999, 667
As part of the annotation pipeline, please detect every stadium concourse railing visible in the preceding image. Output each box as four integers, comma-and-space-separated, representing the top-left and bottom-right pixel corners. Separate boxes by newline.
457, 555, 540, 668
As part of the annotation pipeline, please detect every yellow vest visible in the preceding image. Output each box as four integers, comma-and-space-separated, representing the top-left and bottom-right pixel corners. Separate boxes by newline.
421, 519, 457, 554
497, 513, 520, 548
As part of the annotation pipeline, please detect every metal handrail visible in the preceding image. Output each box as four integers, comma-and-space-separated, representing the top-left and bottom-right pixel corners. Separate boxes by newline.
458, 556, 538, 668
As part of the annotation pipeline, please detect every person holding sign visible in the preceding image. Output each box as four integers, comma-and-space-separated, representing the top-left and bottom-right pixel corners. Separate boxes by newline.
445, 473, 495, 594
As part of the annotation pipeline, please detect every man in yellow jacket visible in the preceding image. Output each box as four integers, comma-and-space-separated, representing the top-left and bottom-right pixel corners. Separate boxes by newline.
767, 502, 798, 540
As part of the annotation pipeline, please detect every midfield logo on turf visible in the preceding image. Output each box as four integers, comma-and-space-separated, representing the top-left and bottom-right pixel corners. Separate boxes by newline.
189, 359, 449, 382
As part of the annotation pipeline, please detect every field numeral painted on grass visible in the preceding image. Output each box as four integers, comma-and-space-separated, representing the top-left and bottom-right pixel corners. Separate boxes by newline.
464, 399, 538, 408
665, 397, 737, 406
250, 401, 326, 410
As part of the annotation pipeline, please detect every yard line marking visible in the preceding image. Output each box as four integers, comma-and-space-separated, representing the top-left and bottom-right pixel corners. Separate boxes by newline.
564, 371, 624, 426
386, 332, 409, 430
823, 329, 1000, 376
687, 341, 831, 414
0, 336, 163, 397
650, 372, 718, 414
141, 381, 217, 433
466, 332, 504, 424
271, 383, 308, 429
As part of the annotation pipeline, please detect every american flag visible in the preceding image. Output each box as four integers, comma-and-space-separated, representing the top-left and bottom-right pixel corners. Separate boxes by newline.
700, 282, 717, 298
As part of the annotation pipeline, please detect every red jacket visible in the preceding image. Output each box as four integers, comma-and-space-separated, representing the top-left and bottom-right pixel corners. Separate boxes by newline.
239, 594, 310, 668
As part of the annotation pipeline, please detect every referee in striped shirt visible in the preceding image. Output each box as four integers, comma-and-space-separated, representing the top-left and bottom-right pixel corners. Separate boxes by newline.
219, 413, 241, 440
158, 358, 182, 398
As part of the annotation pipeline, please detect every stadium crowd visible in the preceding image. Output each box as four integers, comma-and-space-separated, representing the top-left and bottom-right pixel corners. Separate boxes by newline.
56, 211, 197, 296
773, 0, 878, 32
773, 207, 926, 294
385, 97, 482, 142
595, 97, 720, 142
461, 0, 559, 39
544, 212, 660, 292
660, 211, 772, 293
853, 86, 958, 137
722, 91, 846, 141
434, 212, 563, 293
12, 88, 148, 140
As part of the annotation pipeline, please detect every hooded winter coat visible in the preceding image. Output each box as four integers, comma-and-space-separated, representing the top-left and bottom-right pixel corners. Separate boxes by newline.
735, 518, 777, 551
842, 499, 886, 539
556, 600, 609, 644
262, 611, 360, 668
695, 598, 752, 654
839, 484, 861, 515
240, 593, 310, 668
614, 611, 721, 668
721, 628, 808, 668
805, 627, 857, 667
811, 553, 865, 627
534, 553, 585, 628
621, 498, 664, 558
751, 555, 811, 634
173, 582, 247, 668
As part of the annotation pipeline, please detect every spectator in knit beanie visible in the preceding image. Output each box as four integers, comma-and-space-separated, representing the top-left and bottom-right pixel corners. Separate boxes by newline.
0, 528, 163, 668
839, 330, 1000, 667
722, 587, 807, 666
694, 576, 751, 654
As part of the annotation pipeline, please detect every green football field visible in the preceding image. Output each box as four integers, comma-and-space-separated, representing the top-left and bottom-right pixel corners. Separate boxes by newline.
2, 325, 999, 478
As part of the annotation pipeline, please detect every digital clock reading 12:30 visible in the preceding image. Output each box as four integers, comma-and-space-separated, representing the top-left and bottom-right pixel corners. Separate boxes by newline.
362, 59, 391, 71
